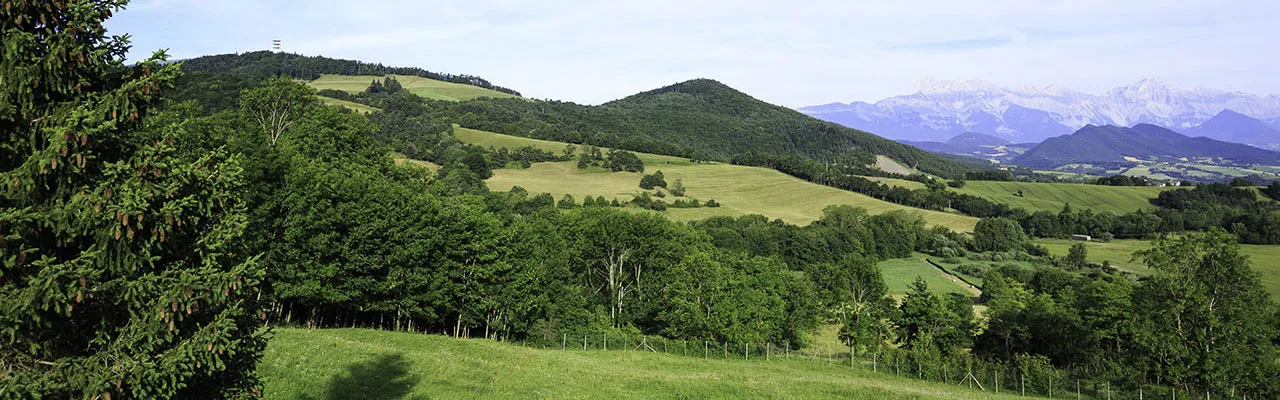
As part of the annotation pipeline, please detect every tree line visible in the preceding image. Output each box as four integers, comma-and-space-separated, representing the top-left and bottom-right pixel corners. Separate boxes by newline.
179, 51, 522, 96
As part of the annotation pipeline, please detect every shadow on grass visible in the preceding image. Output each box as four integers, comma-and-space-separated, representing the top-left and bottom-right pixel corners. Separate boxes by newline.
304, 352, 422, 400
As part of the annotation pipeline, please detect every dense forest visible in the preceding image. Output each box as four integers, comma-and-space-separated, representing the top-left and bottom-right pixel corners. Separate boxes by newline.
4, 3, 1280, 399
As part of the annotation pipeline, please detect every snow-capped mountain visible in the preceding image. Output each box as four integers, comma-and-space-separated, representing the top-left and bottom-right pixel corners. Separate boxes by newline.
799, 79, 1280, 143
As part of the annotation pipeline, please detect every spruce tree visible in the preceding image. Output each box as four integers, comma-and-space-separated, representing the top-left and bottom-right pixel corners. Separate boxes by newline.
1, 1, 266, 398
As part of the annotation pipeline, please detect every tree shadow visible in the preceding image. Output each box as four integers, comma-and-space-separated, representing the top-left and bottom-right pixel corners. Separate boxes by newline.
305, 352, 423, 400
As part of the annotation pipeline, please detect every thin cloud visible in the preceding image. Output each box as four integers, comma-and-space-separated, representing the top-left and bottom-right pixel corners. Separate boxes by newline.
886, 37, 1015, 52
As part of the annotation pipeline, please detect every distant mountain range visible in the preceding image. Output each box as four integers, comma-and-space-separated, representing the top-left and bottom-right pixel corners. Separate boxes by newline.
1011, 124, 1280, 169
799, 79, 1280, 144
1185, 110, 1280, 147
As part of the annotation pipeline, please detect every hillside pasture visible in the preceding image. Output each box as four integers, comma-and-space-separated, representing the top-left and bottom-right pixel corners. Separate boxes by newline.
877, 254, 978, 298
863, 176, 928, 190
454, 127, 979, 230
261, 328, 1039, 400
952, 180, 1169, 214
1039, 238, 1280, 299
308, 74, 520, 101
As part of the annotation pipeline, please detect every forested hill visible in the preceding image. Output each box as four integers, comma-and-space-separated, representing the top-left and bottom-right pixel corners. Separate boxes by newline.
1013, 123, 1280, 169
432, 79, 986, 177
178, 51, 521, 96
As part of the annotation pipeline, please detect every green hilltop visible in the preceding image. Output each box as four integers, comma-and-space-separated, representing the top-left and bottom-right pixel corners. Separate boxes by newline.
427, 78, 984, 178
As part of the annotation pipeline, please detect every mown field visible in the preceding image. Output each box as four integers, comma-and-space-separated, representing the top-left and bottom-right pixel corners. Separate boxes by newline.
863, 176, 927, 190
308, 74, 520, 101
952, 180, 1170, 214
877, 254, 977, 298
261, 328, 1040, 400
1039, 238, 1280, 299
454, 127, 979, 231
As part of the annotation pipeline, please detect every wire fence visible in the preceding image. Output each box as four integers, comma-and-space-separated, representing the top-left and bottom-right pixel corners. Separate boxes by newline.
483, 330, 1255, 400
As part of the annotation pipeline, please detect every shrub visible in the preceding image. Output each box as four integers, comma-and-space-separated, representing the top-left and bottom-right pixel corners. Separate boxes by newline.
705, 199, 721, 207
670, 179, 687, 196
671, 199, 701, 208
954, 264, 987, 278
639, 170, 667, 189
557, 194, 578, 209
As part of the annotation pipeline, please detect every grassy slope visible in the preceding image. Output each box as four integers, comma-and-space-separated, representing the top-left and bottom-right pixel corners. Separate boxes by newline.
878, 253, 978, 298
318, 95, 379, 113
308, 74, 520, 101
953, 181, 1170, 214
1039, 238, 1280, 299
262, 328, 1036, 400
456, 127, 978, 231
874, 155, 919, 175
863, 176, 928, 190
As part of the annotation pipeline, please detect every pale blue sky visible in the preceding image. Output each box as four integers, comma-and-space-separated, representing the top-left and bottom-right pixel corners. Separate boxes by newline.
107, 0, 1280, 107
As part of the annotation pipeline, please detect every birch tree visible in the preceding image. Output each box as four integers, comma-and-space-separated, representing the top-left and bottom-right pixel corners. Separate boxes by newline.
239, 77, 317, 148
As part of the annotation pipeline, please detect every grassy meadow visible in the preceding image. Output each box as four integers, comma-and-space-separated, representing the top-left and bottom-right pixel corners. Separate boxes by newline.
454, 127, 979, 230
308, 74, 520, 102
1039, 238, 1280, 299
863, 176, 928, 190
261, 328, 1042, 400
877, 254, 978, 298
952, 180, 1170, 214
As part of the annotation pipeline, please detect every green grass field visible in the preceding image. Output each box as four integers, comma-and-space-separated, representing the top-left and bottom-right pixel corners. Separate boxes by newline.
877, 254, 978, 298
318, 95, 380, 113
261, 328, 1039, 399
1039, 238, 1280, 299
863, 176, 927, 190
952, 181, 1170, 214
308, 74, 520, 102
454, 127, 979, 231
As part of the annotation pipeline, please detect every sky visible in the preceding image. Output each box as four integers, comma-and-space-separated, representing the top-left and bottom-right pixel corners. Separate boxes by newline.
106, 0, 1280, 107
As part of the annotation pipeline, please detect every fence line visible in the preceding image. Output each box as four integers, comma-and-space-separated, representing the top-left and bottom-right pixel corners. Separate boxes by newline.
483, 330, 1250, 400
